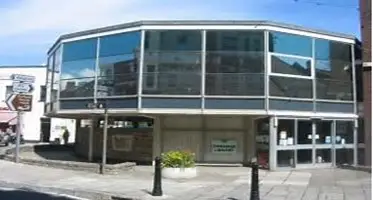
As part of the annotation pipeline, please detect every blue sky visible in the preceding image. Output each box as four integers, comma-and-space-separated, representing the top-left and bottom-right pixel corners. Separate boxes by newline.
0, 0, 360, 65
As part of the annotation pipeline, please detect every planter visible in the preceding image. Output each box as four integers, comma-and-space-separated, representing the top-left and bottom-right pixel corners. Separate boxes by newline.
162, 167, 197, 179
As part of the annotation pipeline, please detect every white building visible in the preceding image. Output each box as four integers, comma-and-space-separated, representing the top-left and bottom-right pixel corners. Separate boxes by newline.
0, 65, 76, 143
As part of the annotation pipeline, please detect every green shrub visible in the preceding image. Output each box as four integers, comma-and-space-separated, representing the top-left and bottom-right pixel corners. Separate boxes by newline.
161, 150, 195, 168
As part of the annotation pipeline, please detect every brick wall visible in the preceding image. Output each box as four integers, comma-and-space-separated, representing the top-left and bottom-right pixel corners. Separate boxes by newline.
360, 0, 372, 166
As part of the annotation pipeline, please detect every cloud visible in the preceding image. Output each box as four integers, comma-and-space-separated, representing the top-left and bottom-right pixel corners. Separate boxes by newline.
0, 0, 250, 65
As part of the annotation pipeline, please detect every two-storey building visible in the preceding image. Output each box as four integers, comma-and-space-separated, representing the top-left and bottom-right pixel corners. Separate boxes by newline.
45, 21, 359, 170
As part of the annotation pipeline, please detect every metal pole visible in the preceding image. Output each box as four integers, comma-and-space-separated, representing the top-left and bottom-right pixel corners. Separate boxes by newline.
15, 111, 21, 163
100, 108, 108, 174
250, 162, 260, 200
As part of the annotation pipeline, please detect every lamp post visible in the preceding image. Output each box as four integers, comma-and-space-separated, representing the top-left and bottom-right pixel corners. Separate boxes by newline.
87, 102, 108, 174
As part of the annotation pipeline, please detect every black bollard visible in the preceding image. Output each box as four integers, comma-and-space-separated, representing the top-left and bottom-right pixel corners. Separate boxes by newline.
152, 156, 163, 196
250, 162, 260, 200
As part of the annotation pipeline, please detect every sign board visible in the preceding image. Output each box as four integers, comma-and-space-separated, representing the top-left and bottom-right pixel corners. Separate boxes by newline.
11, 74, 35, 83
12, 82, 34, 93
211, 139, 237, 153
6, 94, 33, 112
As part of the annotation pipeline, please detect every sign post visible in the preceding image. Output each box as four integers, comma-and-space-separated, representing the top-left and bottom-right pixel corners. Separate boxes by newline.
7, 74, 35, 163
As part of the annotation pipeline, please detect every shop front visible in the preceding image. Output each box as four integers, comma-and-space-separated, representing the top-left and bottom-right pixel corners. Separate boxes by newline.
271, 117, 356, 170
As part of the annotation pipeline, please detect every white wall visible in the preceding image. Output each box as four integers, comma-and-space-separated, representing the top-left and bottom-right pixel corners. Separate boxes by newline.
50, 118, 76, 143
0, 66, 75, 142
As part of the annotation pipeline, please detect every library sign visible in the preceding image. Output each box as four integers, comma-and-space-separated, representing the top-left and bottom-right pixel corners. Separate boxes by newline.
211, 139, 237, 153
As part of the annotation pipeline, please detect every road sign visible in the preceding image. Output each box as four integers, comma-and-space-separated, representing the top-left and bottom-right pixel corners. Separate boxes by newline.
12, 82, 34, 93
11, 74, 35, 83
6, 94, 33, 112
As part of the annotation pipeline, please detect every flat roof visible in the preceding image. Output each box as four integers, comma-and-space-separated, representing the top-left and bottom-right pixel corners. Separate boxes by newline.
48, 20, 357, 54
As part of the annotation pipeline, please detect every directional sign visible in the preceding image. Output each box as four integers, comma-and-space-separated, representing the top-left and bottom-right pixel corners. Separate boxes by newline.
11, 74, 35, 83
12, 82, 34, 93
6, 94, 33, 112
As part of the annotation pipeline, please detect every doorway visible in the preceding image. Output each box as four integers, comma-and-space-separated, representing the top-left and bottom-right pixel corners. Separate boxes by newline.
40, 118, 51, 142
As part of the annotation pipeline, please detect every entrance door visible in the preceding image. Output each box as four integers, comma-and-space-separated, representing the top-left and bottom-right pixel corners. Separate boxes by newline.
314, 120, 333, 167
296, 120, 314, 168
40, 118, 51, 142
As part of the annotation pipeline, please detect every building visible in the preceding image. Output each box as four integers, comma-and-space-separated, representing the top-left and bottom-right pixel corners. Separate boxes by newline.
359, 0, 372, 166
45, 21, 359, 170
0, 66, 76, 143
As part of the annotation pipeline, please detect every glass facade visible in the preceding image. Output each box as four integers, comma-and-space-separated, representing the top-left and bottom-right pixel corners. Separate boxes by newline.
46, 26, 355, 113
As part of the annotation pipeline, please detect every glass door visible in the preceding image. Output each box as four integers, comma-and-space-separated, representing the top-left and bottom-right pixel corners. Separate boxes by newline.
296, 120, 313, 167
334, 120, 355, 166
314, 120, 333, 167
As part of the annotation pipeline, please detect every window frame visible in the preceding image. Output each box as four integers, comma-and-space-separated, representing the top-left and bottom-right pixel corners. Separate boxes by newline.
143, 64, 158, 90
268, 52, 314, 80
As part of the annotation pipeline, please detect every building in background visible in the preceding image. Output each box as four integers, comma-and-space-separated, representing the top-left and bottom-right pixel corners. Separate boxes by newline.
359, 0, 372, 166
45, 21, 359, 170
0, 66, 76, 143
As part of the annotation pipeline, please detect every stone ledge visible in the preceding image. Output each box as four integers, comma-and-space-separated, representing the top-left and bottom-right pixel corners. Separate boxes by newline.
338, 164, 372, 173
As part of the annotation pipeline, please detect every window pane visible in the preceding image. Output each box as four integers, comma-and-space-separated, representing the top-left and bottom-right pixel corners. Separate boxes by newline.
315, 121, 332, 144
142, 52, 201, 95
269, 32, 312, 57
205, 52, 264, 96
61, 59, 96, 80
62, 38, 98, 62
277, 150, 295, 167
99, 31, 141, 57
277, 119, 294, 146
297, 149, 312, 164
145, 30, 201, 51
336, 149, 354, 165
335, 121, 354, 144
52, 46, 62, 102
297, 120, 312, 145
316, 78, 352, 100
206, 31, 264, 52
271, 55, 311, 76
97, 54, 138, 96
316, 149, 331, 163
315, 39, 353, 100
60, 77, 95, 98
270, 76, 312, 98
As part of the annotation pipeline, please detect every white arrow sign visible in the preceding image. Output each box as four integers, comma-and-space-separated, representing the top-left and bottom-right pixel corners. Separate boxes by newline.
12, 82, 33, 93
5, 94, 16, 111
11, 74, 35, 83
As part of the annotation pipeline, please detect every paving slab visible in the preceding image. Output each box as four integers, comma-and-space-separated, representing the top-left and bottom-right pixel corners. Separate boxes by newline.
0, 160, 370, 200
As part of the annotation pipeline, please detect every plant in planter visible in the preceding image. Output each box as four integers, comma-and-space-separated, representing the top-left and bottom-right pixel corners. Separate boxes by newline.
161, 150, 197, 179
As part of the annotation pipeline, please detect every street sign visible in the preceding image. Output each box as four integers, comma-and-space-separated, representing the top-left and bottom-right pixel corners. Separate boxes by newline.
6, 94, 33, 112
11, 74, 35, 83
12, 82, 34, 93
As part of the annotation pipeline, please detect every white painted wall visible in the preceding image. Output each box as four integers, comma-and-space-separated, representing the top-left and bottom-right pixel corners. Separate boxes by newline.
0, 66, 75, 142
50, 118, 76, 143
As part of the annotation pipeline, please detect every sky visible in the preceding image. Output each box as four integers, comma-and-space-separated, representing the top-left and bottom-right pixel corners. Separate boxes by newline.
0, 0, 360, 65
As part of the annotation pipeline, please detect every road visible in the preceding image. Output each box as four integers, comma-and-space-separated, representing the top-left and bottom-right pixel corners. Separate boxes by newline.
0, 187, 87, 200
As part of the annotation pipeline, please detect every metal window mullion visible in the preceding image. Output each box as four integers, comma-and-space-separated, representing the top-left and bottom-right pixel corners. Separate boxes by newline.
201, 30, 206, 110
312, 38, 317, 112
93, 38, 100, 104
264, 31, 270, 111
351, 44, 357, 114
138, 30, 145, 109
56, 44, 63, 111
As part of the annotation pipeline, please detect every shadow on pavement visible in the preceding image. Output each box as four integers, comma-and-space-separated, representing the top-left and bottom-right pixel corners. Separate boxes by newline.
0, 187, 82, 200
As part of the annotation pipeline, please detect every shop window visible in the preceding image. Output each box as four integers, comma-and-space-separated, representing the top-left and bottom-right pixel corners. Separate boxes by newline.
297, 120, 312, 145
277, 150, 295, 167
335, 121, 354, 144
277, 119, 295, 146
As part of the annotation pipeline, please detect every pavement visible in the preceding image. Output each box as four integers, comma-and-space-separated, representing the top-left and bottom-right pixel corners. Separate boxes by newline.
0, 159, 370, 200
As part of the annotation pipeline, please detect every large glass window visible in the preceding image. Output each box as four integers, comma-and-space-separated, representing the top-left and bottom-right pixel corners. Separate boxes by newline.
60, 39, 97, 98
98, 31, 140, 96
335, 121, 354, 144
315, 39, 353, 100
277, 119, 294, 146
143, 30, 202, 95
46, 54, 54, 104
205, 31, 264, 96
269, 76, 312, 98
52, 46, 62, 101
269, 32, 312, 57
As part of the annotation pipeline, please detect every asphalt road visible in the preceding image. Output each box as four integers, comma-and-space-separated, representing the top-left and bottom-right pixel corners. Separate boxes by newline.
0, 187, 87, 200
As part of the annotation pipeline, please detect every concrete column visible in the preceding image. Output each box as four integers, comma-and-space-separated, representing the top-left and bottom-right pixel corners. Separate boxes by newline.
152, 115, 162, 165
269, 117, 277, 171
243, 116, 250, 164
200, 115, 207, 162
88, 118, 95, 162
